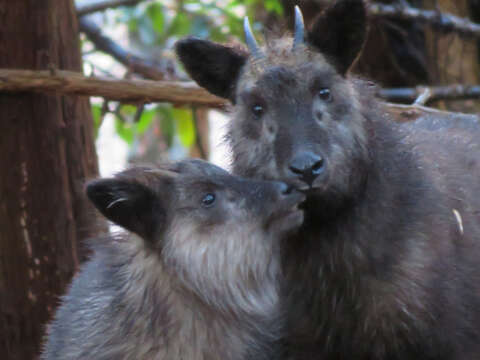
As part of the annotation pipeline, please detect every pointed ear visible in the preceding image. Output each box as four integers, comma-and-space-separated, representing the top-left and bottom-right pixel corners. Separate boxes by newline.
175, 37, 248, 101
308, 0, 367, 75
86, 179, 166, 240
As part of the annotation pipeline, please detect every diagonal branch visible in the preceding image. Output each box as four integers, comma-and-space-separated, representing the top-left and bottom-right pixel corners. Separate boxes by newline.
76, 0, 152, 17
369, 3, 480, 39
79, 17, 165, 80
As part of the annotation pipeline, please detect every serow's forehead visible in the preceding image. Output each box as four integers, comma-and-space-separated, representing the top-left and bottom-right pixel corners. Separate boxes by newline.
175, 159, 229, 177
241, 59, 338, 96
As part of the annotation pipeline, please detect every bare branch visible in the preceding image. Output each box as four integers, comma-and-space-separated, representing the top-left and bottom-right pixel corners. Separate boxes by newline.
79, 18, 165, 80
76, 0, 152, 17
133, 104, 145, 123
369, 3, 480, 39
192, 107, 208, 160
0, 69, 478, 111
378, 85, 480, 104
384, 102, 480, 126
413, 88, 432, 106
0, 69, 225, 107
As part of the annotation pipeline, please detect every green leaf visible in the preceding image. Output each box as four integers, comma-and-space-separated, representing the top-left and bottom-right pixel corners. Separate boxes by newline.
265, 0, 283, 15
172, 108, 196, 148
147, 3, 165, 34
128, 18, 138, 32
115, 117, 135, 145
120, 104, 137, 116
159, 107, 175, 147
168, 12, 191, 37
136, 109, 156, 134
91, 104, 102, 138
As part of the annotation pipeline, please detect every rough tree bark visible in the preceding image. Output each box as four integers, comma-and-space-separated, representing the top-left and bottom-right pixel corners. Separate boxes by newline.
424, 0, 480, 112
0, 1, 100, 359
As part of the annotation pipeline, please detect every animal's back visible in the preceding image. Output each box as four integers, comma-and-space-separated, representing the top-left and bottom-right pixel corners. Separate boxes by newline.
42, 252, 122, 359
388, 111, 480, 359
399, 111, 480, 236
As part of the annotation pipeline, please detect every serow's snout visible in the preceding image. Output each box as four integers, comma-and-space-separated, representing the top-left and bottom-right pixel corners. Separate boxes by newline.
264, 181, 306, 233
288, 151, 325, 187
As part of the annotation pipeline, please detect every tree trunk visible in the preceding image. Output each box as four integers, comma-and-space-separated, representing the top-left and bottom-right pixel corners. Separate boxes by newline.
190, 108, 210, 160
423, 0, 480, 112
0, 1, 100, 359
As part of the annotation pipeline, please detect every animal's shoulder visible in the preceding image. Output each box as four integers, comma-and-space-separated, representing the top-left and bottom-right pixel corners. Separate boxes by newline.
396, 111, 480, 217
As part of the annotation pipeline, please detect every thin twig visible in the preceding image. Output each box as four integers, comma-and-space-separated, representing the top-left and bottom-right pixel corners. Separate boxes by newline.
369, 3, 480, 39
192, 107, 207, 159
133, 104, 145, 123
101, 99, 110, 116
114, 103, 127, 123
97, 99, 110, 128
76, 0, 152, 17
377, 84, 480, 104
79, 18, 165, 80
413, 88, 432, 106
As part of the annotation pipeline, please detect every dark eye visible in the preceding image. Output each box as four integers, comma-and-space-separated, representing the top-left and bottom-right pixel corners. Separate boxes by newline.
252, 104, 265, 118
201, 193, 216, 207
318, 88, 332, 101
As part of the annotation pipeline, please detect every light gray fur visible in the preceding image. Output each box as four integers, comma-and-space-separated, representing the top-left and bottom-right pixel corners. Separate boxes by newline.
41, 160, 302, 360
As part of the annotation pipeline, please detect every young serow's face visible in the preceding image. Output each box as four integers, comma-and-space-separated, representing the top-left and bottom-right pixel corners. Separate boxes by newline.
167, 159, 305, 237
86, 159, 305, 309
176, 0, 369, 202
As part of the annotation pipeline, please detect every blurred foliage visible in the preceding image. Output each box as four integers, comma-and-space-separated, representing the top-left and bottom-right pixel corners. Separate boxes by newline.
83, 0, 283, 159
117, 0, 283, 44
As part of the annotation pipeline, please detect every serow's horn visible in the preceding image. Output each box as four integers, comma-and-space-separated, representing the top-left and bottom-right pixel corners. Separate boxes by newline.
244, 16, 263, 60
292, 5, 305, 50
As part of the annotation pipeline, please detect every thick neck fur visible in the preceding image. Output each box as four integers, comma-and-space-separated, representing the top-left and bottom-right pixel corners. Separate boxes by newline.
281, 103, 443, 358
96, 232, 281, 360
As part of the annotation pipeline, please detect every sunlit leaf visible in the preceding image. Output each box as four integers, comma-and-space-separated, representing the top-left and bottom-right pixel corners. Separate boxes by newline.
265, 0, 284, 15
91, 104, 102, 138
159, 107, 175, 147
120, 104, 137, 116
172, 108, 196, 147
168, 13, 191, 37
128, 18, 138, 32
136, 109, 156, 134
147, 3, 165, 34
93, 0, 288, 151
115, 117, 135, 145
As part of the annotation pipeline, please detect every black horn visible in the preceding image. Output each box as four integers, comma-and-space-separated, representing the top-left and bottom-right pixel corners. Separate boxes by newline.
292, 5, 305, 50
244, 16, 263, 60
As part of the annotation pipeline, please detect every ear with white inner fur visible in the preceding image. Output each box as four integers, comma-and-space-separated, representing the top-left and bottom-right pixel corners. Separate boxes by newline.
307, 0, 367, 75
86, 179, 165, 240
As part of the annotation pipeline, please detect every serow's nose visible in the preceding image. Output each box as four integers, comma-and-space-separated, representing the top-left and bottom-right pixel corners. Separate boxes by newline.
289, 152, 325, 186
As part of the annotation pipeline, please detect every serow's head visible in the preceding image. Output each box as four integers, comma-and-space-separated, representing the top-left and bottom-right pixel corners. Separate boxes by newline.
86, 159, 304, 308
176, 0, 371, 203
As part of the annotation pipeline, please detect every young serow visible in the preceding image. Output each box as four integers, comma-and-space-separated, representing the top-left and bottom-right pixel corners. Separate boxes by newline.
41, 159, 305, 360
176, 0, 480, 359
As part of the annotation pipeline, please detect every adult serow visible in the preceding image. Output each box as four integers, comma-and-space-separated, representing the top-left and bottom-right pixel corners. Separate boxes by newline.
42, 159, 305, 360
176, 1, 480, 358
